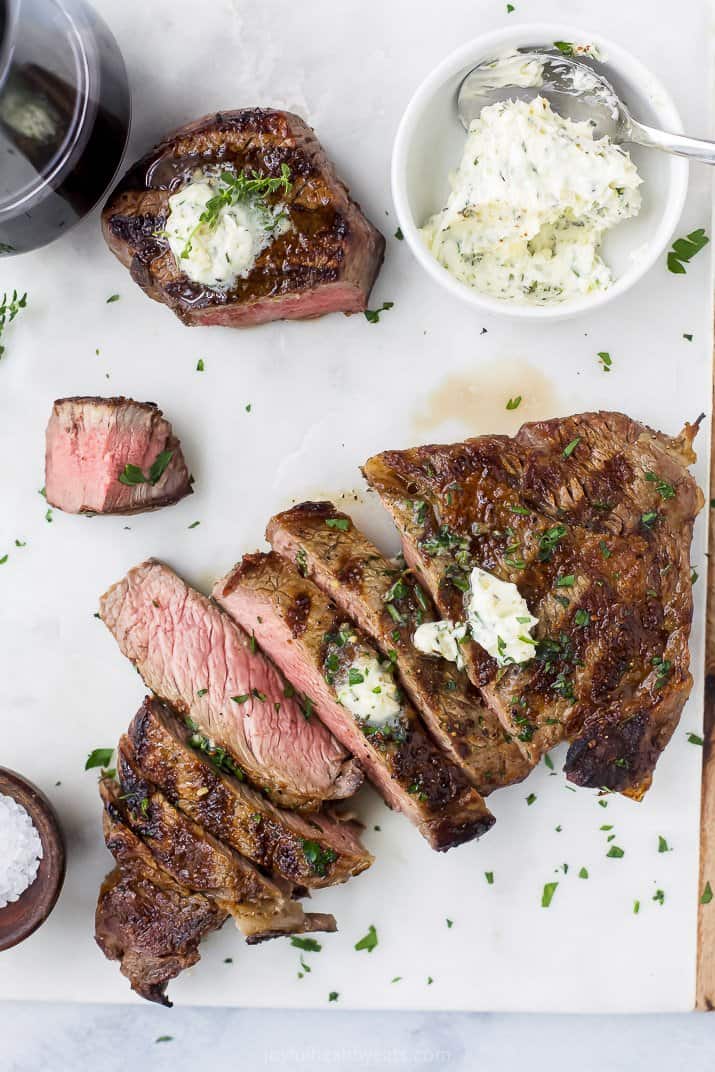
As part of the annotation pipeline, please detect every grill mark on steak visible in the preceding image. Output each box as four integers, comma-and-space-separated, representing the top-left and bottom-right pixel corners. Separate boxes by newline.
102, 108, 385, 327
110, 749, 335, 942
363, 411, 703, 796
95, 804, 227, 1007
213, 552, 495, 851
127, 697, 372, 888
99, 559, 363, 810
266, 501, 530, 794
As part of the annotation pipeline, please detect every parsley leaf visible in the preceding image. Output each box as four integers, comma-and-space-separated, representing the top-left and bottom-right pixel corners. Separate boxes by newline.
506, 395, 522, 410
290, 937, 322, 952
118, 450, 173, 487
364, 301, 394, 324
667, 228, 709, 274
541, 881, 558, 907
325, 517, 350, 531
0, 289, 28, 359
597, 351, 612, 372
354, 924, 378, 953
85, 747, 114, 770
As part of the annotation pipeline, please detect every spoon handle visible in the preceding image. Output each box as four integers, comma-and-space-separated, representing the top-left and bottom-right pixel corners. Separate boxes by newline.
628, 119, 715, 166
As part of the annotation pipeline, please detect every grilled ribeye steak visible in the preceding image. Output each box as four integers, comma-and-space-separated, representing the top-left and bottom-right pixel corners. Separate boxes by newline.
102, 109, 385, 326
95, 807, 226, 1006
99, 559, 362, 809
267, 501, 530, 794
128, 698, 372, 889
213, 552, 495, 851
45, 397, 192, 515
363, 412, 703, 797
110, 752, 335, 941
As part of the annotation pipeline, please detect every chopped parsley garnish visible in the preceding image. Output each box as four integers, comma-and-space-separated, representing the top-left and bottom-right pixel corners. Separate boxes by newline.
574, 609, 590, 627
394, 227, 404, 240
196, 358, 205, 371
118, 450, 173, 487
562, 436, 581, 459
578, 867, 589, 879
701, 881, 713, 905
290, 937, 322, 952
553, 40, 575, 55
597, 351, 612, 372
329, 991, 339, 1002
155, 1036, 173, 1043
189, 732, 244, 780
506, 2, 515, 10
652, 655, 672, 689
197, 688, 208, 697
325, 517, 350, 531
606, 845, 624, 858
633, 900, 640, 915
45, 507, 53, 523
106, 293, 120, 303
0, 289, 27, 359
688, 732, 704, 746
667, 228, 709, 274
85, 747, 114, 771
658, 836, 670, 853
526, 793, 537, 806
538, 524, 567, 563
541, 881, 558, 907
544, 752, 554, 770
683, 333, 693, 342
188, 520, 200, 529
653, 889, 665, 905
555, 574, 575, 588
485, 871, 494, 885
645, 471, 675, 500
446, 918, 454, 926
302, 839, 337, 877
506, 395, 522, 410
364, 301, 394, 324
354, 924, 378, 953
510, 504, 531, 516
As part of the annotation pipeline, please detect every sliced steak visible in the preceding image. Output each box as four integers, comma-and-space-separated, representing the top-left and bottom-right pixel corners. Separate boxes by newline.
102, 109, 385, 326
99, 559, 363, 810
95, 810, 226, 1006
45, 396, 192, 515
213, 552, 495, 851
363, 411, 703, 797
267, 501, 530, 794
109, 753, 335, 942
128, 697, 372, 889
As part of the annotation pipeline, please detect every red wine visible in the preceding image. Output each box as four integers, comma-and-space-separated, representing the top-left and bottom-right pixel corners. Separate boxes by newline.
0, 0, 130, 255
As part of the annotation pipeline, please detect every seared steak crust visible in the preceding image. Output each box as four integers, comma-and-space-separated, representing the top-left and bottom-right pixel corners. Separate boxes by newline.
102, 109, 385, 326
213, 552, 495, 851
99, 559, 363, 810
363, 412, 703, 797
95, 807, 227, 1006
127, 697, 372, 889
45, 396, 192, 515
267, 501, 530, 794
110, 750, 335, 941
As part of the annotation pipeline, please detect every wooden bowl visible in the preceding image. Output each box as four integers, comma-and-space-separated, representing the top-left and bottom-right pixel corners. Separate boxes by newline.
0, 768, 66, 951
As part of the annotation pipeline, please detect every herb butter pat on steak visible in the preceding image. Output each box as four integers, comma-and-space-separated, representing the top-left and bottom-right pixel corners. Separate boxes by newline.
102, 109, 385, 326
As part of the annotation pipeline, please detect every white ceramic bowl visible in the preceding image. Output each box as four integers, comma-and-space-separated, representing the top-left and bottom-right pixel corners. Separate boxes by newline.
392, 24, 689, 320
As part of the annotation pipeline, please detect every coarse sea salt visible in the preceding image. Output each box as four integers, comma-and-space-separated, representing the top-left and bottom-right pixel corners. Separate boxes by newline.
0, 792, 43, 908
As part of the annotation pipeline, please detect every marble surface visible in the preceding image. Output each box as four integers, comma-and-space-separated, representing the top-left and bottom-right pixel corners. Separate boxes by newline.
2, 1003, 715, 1070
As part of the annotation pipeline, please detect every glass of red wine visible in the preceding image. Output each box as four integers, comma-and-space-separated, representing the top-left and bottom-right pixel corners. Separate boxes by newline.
0, 0, 130, 255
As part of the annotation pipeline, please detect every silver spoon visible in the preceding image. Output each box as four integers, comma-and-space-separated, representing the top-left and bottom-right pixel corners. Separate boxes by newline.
457, 46, 715, 165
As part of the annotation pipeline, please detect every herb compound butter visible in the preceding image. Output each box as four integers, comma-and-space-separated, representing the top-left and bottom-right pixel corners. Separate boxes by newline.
414, 566, 538, 667
420, 95, 642, 304
336, 651, 403, 727
166, 170, 291, 288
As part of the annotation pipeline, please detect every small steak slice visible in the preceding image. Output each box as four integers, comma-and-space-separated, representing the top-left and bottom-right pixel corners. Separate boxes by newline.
99, 559, 362, 810
45, 396, 192, 515
110, 751, 335, 942
213, 552, 494, 851
96, 811, 226, 1006
102, 109, 385, 326
363, 411, 703, 796
267, 501, 530, 794
128, 697, 372, 889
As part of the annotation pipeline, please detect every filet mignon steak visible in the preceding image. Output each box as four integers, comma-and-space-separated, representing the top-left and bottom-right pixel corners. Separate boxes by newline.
45, 396, 192, 515
363, 411, 704, 798
213, 552, 495, 851
102, 109, 385, 326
